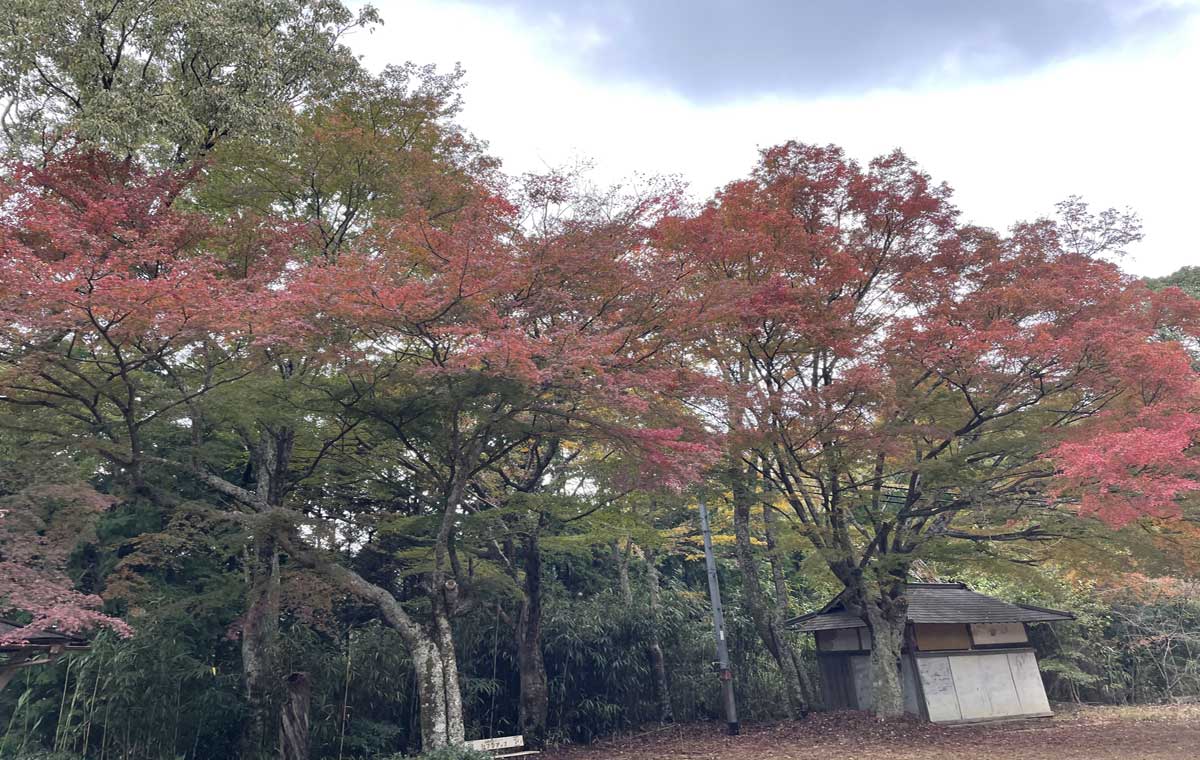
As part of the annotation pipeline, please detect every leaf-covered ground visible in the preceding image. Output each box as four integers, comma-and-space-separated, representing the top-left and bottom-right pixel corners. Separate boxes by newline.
541, 704, 1200, 760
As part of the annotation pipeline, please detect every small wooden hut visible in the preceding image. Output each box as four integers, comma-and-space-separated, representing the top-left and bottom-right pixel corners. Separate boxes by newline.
0, 619, 90, 691
788, 582, 1072, 724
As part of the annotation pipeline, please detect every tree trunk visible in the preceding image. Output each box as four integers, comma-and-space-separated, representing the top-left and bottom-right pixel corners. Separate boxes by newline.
729, 462, 808, 719
413, 608, 466, 750
271, 439, 473, 754
855, 579, 908, 718
644, 548, 673, 723
864, 606, 906, 717
279, 672, 310, 760
302, 544, 467, 752
611, 539, 632, 604
422, 466, 470, 750
241, 540, 281, 759
253, 427, 295, 508
762, 503, 815, 709
516, 534, 548, 747
241, 427, 296, 759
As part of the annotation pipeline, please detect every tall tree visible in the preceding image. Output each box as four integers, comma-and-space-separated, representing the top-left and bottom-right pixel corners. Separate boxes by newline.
185, 60, 484, 756
199, 170, 710, 750
0, 0, 377, 161
468, 174, 709, 744
200, 63, 491, 261
0, 148, 300, 753
657, 141, 1200, 716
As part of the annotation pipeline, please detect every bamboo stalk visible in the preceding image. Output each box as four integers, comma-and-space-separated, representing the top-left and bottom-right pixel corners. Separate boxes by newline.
100, 697, 111, 760
61, 654, 87, 752
81, 653, 104, 754
172, 679, 181, 757
337, 629, 353, 760
1, 671, 31, 750
21, 713, 45, 755
54, 656, 74, 752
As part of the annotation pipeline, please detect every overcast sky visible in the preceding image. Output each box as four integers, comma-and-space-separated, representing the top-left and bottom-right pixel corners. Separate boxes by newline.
352, 0, 1200, 277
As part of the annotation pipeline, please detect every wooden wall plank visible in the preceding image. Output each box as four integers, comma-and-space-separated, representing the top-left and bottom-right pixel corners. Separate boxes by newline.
915, 623, 972, 651
917, 656, 962, 722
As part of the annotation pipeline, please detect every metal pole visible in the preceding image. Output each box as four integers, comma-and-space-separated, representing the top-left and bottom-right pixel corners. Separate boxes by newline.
699, 493, 739, 736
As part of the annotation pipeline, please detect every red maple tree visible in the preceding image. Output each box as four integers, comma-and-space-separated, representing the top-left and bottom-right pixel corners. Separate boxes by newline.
0, 149, 291, 644
0, 484, 131, 643
262, 172, 715, 747
655, 141, 1200, 716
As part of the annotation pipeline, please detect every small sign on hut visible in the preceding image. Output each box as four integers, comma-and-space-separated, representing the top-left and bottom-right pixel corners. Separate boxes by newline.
788, 582, 1073, 724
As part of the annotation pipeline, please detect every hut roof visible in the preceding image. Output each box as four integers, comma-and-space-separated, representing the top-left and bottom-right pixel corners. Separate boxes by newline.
787, 582, 1073, 632
0, 619, 90, 652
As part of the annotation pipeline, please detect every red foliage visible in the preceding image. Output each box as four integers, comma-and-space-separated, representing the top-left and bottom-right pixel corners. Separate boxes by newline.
3, 141, 1197, 642
0, 149, 294, 640
276, 179, 718, 487
657, 140, 1200, 536
0, 149, 294, 472
0, 484, 131, 643
0, 152, 223, 338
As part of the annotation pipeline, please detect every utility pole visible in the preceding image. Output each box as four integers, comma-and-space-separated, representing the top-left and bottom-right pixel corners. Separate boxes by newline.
698, 493, 739, 736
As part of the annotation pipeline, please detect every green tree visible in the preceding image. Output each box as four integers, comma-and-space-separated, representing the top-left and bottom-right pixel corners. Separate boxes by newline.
0, 0, 378, 161
1146, 266, 1200, 298
199, 62, 493, 261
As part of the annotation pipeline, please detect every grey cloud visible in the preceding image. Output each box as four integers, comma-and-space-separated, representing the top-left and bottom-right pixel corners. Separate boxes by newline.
475, 1, 1195, 100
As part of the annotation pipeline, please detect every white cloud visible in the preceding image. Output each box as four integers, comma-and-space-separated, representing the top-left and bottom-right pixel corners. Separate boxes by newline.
352, 0, 1199, 276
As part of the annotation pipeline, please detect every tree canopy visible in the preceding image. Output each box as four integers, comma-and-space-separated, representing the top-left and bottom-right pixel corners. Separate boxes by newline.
1, 5, 1198, 757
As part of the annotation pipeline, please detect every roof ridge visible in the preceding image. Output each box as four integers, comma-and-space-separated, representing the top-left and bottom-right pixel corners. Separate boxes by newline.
788, 584, 1074, 631
906, 582, 968, 588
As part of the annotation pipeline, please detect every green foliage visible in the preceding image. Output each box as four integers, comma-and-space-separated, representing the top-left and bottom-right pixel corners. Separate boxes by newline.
1146, 266, 1200, 298
199, 61, 487, 261
0, 5, 1197, 757
0, 623, 244, 759
1041, 590, 1200, 704
0, 0, 379, 160
7, 491, 1200, 759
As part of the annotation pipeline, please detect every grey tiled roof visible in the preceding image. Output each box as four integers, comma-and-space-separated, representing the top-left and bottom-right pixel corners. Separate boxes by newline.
0, 619, 90, 650
791, 610, 866, 631
787, 583, 1073, 632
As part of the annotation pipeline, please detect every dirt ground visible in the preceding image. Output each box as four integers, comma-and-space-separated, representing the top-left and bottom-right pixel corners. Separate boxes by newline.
540, 704, 1200, 760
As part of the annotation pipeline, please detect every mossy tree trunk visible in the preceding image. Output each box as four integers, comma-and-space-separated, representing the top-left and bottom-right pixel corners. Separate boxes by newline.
729, 460, 810, 719
516, 532, 549, 748
644, 547, 674, 723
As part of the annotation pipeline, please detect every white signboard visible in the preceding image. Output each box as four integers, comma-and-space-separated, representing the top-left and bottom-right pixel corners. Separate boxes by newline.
466, 736, 525, 751
917, 650, 1053, 723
